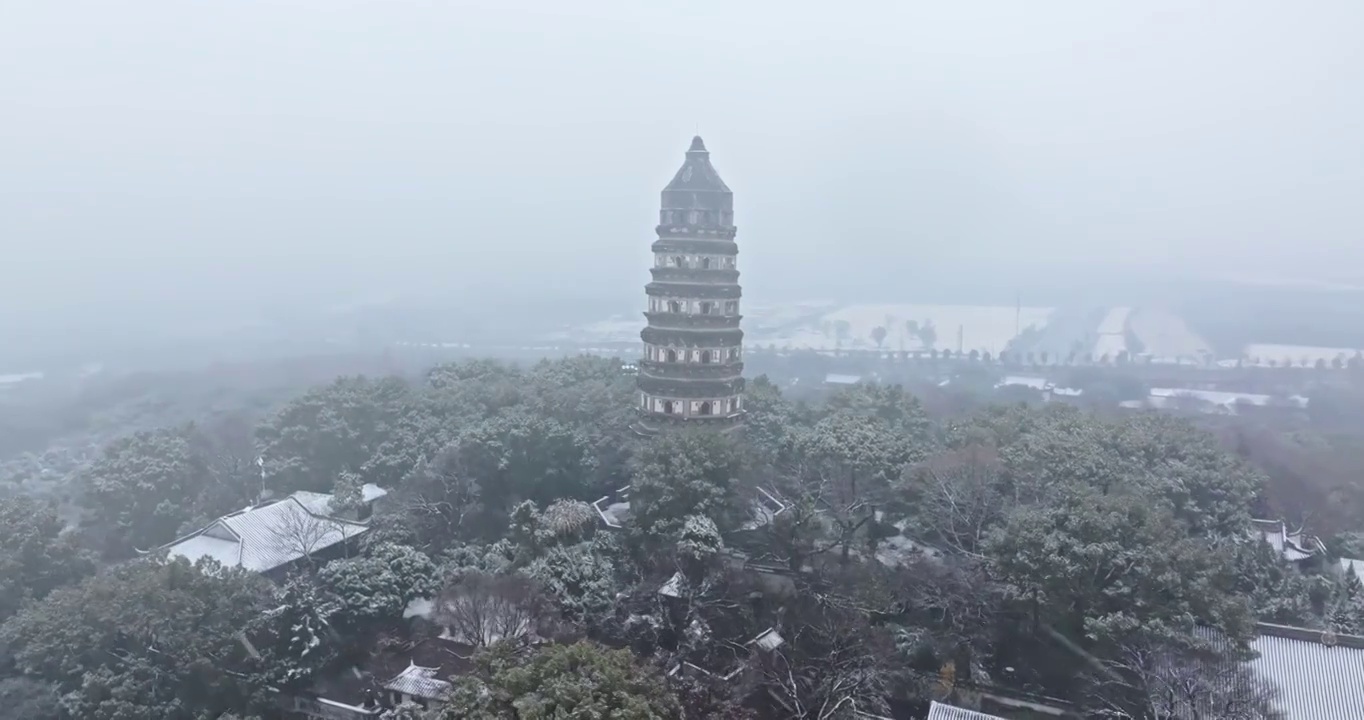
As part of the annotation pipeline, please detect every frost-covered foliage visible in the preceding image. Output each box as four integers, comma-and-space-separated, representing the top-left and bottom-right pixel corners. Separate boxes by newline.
508, 499, 599, 557
539, 499, 598, 543
1229, 533, 1313, 626
250, 576, 341, 688
442, 539, 519, 578
526, 541, 618, 621
630, 431, 746, 539
676, 515, 723, 562
320, 543, 439, 625
15, 354, 1364, 719
676, 514, 724, 584
0, 556, 271, 720
430, 641, 681, 720
0, 494, 95, 622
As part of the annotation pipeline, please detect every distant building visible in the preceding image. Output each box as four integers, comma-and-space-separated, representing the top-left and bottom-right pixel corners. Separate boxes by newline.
158, 484, 386, 580
993, 376, 1083, 403
1128, 388, 1310, 415
636, 136, 745, 434
283, 635, 474, 719
590, 484, 787, 535
668, 627, 786, 683
1252, 518, 1326, 565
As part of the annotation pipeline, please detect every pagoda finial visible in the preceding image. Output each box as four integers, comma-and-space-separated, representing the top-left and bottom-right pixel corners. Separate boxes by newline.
688, 135, 707, 153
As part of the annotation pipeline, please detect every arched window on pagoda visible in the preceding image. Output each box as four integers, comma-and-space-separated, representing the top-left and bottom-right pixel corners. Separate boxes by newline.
699, 401, 713, 416
668, 300, 682, 313
672, 256, 685, 267
701, 257, 712, 269
666, 349, 678, 362
700, 350, 712, 364
663, 400, 675, 414
699, 302, 713, 315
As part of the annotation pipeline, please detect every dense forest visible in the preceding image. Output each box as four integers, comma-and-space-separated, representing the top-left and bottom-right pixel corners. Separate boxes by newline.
3, 355, 1364, 719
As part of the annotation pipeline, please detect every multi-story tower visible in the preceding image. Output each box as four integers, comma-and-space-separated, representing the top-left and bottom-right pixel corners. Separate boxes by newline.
636, 136, 744, 434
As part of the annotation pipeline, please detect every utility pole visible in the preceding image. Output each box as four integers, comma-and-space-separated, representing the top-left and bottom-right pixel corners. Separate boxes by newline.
256, 455, 267, 504
1015, 291, 1021, 339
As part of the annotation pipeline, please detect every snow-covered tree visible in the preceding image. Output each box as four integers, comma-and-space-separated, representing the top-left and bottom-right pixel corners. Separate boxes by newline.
250, 576, 341, 687
320, 543, 439, 627
526, 541, 618, 622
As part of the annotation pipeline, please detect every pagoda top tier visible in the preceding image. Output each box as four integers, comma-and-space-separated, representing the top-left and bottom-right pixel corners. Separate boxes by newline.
662, 136, 732, 212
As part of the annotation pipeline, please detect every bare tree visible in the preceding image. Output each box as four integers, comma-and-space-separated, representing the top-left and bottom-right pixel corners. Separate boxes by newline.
269, 501, 337, 566
909, 446, 1006, 558
1084, 634, 1281, 720
384, 454, 482, 551
435, 571, 554, 647
757, 596, 893, 720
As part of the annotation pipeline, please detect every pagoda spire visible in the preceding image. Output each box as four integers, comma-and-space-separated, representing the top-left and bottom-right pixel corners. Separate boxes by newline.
634, 137, 745, 435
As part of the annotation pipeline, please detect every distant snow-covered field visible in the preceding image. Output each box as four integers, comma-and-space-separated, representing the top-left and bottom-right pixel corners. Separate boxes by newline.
747, 303, 1053, 355
1128, 308, 1212, 362
1090, 307, 1130, 359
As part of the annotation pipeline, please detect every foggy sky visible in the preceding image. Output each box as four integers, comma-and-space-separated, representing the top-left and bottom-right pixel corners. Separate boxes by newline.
4, 0, 1363, 338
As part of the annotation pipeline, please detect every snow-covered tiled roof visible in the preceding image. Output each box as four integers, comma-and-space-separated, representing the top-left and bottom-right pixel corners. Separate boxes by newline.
384, 664, 451, 700
750, 628, 784, 652
825, 373, 862, 385
1252, 518, 1324, 562
740, 486, 789, 531
164, 491, 371, 573
659, 572, 685, 598
926, 701, 1005, 720
1192, 623, 1364, 719
591, 486, 632, 529
361, 483, 387, 503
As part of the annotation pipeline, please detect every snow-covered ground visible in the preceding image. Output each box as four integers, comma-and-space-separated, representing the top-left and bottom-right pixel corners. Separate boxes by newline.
1128, 308, 1212, 363
543, 303, 1053, 356
1091, 307, 1129, 358
747, 303, 1053, 356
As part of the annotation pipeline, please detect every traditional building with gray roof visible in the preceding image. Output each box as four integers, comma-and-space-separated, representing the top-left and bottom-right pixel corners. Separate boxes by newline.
158, 484, 386, 579
1188, 621, 1364, 718
925, 702, 1007, 720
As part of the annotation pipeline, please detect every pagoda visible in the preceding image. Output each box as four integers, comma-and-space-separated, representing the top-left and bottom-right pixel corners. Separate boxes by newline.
635, 136, 745, 435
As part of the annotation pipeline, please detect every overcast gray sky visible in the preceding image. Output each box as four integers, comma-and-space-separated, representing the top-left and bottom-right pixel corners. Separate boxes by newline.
3, 0, 1362, 334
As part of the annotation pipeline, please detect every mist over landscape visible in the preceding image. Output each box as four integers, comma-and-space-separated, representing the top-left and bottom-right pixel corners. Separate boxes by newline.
5, 0, 1364, 371
8, 3, 1364, 720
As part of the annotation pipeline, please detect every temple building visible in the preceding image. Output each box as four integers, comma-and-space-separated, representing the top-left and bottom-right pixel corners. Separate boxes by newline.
635, 136, 745, 434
